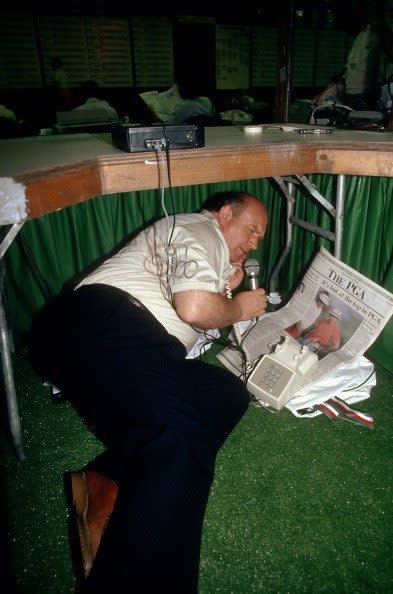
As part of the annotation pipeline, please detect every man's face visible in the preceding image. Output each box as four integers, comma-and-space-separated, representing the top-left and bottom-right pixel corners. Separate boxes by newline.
218, 198, 268, 263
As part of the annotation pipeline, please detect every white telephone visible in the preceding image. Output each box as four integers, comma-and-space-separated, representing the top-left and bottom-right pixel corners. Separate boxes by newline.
247, 335, 318, 410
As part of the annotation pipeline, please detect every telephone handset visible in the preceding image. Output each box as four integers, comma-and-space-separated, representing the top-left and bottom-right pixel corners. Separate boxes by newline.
247, 335, 318, 410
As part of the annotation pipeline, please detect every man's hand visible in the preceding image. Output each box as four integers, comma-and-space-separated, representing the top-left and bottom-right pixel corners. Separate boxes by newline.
227, 259, 245, 290
232, 289, 267, 320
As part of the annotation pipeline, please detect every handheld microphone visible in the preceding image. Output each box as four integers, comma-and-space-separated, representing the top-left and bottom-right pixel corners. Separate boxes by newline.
244, 258, 259, 290
244, 258, 282, 309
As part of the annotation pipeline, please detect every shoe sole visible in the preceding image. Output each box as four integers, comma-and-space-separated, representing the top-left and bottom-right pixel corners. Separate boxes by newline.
70, 472, 94, 578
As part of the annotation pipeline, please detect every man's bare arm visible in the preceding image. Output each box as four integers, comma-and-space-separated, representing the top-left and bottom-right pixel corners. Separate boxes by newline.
172, 289, 267, 329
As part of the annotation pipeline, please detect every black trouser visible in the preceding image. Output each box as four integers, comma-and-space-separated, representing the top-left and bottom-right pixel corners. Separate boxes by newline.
29, 284, 249, 593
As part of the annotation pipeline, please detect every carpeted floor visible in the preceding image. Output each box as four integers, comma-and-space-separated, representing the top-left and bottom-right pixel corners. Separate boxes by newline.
1, 351, 392, 593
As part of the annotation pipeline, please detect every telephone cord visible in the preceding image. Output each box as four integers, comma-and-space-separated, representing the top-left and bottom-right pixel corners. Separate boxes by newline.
226, 283, 254, 373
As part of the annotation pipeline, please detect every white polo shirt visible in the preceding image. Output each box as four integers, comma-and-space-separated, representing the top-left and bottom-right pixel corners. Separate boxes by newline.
78, 210, 235, 351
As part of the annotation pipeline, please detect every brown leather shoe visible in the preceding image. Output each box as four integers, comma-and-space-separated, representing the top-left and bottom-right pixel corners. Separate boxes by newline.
70, 470, 118, 578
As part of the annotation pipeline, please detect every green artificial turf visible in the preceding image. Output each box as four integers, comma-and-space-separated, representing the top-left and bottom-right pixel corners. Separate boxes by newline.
1, 352, 392, 593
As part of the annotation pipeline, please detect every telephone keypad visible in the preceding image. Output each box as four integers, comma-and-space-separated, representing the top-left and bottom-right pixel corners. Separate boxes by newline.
249, 357, 295, 400
246, 336, 319, 410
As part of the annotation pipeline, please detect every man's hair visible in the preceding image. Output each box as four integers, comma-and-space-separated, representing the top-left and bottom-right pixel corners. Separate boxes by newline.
202, 191, 260, 216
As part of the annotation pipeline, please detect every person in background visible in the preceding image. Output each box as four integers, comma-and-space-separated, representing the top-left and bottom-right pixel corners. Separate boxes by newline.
0, 103, 16, 122
286, 291, 330, 339
172, 79, 216, 125
28, 191, 268, 593
378, 0, 393, 79
72, 80, 119, 122
51, 56, 72, 110
343, 4, 381, 110
0, 103, 18, 138
312, 1, 393, 119
342, 0, 393, 111
0, 102, 39, 138
311, 72, 345, 108
377, 0, 393, 116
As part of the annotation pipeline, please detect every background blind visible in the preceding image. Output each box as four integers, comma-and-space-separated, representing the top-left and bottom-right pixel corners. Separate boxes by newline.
132, 17, 174, 88
315, 30, 347, 86
216, 25, 250, 90
38, 16, 90, 87
252, 26, 278, 86
85, 18, 133, 87
0, 12, 42, 89
293, 28, 317, 86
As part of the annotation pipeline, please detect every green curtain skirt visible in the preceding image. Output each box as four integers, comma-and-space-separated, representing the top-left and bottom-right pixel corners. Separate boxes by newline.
4, 174, 393, 373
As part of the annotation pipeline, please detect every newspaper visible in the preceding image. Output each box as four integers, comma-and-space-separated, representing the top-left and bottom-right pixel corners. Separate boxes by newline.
139, 84, 183, 123
217, 246, 393, 392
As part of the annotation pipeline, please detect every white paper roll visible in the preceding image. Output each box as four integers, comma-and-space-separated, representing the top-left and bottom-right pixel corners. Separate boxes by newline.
244, 125, 263, 134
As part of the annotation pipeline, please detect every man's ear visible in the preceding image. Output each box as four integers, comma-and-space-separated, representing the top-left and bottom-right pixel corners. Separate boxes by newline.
217, 204, 233, 227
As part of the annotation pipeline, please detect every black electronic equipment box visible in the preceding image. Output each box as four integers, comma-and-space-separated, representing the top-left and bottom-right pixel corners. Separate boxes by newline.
112, 123, 205, 153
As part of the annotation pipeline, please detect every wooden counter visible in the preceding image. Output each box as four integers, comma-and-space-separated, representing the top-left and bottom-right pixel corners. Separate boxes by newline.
1, 125, 393, 220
